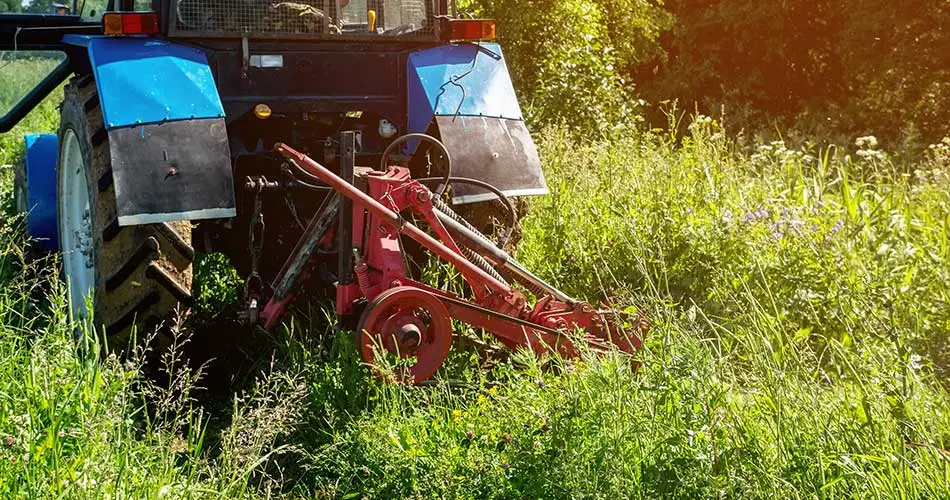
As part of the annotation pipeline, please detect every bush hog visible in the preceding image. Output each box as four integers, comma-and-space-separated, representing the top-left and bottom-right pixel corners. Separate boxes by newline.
1, 0, 646, 382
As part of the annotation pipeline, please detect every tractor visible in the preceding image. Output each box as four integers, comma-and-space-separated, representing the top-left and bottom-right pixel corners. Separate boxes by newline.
1, 0, 645, 383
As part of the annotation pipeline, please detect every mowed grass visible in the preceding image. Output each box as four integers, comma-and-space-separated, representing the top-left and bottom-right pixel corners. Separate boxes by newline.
0, 59, 948, 497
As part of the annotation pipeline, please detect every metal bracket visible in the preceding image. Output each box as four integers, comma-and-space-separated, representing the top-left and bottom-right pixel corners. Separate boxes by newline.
241, 31, 249, 79
337, 131, 357, 287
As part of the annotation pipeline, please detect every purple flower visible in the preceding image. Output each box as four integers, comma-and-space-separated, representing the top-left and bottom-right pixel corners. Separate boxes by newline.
831, 219, 844, 234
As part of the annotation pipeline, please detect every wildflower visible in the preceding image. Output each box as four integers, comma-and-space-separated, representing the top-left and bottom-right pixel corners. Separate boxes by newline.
488, 386, 498, 396
789, 218, 805, 234
452, 409, 463, 420
831, 219, 844, 234
770, 221, 783, 240
503, 433, 513, 443
721, 209, 733, 225
466, 430, 476, 440
57, 429, 65, 439
3, 436, 13, 448
855, 135, 878, 148
909, 354, 922, 371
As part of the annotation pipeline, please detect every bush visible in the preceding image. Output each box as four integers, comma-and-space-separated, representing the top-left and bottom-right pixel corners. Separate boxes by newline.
469, 0, 670, 134
632, 0, 950, 150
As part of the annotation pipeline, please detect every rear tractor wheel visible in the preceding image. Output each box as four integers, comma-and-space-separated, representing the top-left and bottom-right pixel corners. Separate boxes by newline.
57, 75, 195, 347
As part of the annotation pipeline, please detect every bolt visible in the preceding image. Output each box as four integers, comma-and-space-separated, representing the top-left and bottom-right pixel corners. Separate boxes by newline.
415, 189, 431, 203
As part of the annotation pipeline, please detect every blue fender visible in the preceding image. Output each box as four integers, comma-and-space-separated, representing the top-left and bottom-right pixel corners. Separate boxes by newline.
406, 43, 547, 204
407, 42, 524, 140
62, 35, 225, 129
22, 133, 59, 252
61, 35, 236, 225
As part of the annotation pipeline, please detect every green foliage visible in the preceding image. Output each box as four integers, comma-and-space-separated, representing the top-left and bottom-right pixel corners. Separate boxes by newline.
471, 0, 670, 134
0, 55, 64, 166
635, 1, 950, 149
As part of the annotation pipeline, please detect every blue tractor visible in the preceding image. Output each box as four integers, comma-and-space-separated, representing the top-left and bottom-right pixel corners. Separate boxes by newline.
0, 0, 547, 343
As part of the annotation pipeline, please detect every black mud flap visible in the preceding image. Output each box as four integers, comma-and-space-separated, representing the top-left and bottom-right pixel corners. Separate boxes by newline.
108, 118, 236, 226
435, 116, 548, 205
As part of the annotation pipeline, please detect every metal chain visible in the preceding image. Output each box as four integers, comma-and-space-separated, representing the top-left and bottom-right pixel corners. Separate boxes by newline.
244, 186, 266, 324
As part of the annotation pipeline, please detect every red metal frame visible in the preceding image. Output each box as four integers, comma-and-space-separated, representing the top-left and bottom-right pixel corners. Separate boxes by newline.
271, 143, 645, 378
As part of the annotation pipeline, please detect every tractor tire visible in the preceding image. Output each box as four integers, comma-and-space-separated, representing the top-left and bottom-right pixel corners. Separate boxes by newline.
57, 75, 195, 346
452, 197, 528, 252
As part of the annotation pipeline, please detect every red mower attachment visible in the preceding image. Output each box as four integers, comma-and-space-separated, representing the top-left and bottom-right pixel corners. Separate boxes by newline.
264, 140, 648, 384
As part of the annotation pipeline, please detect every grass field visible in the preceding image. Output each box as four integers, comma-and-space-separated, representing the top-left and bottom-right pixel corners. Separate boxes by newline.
0, 57, 949, 498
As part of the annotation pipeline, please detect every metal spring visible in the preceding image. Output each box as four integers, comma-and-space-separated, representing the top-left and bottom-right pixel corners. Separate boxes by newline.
497, 264, 547, 298
434, 198, 549, 297
460, 245, 509, 287
355, 260, 372, 293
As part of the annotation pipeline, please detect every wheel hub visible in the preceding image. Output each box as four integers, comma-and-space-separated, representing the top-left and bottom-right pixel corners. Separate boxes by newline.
358, 287, 453, 384
59, 129, 96, 320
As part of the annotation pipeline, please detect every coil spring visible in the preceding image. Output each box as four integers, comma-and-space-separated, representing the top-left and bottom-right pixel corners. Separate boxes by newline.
434, 198, 548, 297
355, 261, 372, 293
433, 198, 484, 238
460, 245, 509, 286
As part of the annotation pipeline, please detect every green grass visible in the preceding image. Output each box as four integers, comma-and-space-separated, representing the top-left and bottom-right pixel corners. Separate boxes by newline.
0, 63, 949, 497
0, 55, 64, 166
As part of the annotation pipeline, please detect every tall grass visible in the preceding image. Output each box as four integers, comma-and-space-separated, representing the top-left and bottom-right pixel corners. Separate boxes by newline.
0, 55, 64, 166
0, 77, 948, 496
277, 119, 950, 498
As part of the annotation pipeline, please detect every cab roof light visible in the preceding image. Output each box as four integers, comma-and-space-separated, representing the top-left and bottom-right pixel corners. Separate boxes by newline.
102, 12, 160, 36
441, 19, 496, 41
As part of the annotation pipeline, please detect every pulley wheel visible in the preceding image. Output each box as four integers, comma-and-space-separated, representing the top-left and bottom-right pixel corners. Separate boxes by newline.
357, 286, 453, 384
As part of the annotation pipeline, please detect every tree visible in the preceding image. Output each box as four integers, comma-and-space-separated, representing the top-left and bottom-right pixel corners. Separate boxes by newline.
0, 0, 23, 13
